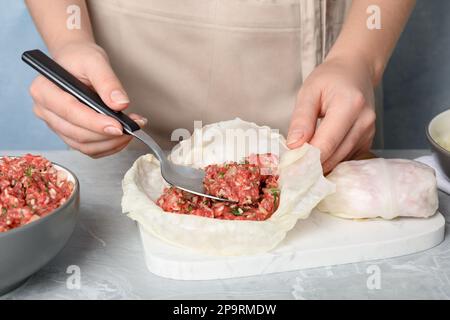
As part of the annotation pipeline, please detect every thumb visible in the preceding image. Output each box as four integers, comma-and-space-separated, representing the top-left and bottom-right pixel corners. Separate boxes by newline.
286, 86, 320, 149
86, 55, 130, 111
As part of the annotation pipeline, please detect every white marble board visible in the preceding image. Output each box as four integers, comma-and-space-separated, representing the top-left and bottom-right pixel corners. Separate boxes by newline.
137, 210, 446, 280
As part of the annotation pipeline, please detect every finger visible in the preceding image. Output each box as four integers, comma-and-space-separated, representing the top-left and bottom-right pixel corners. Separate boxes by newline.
128, 113, 148, 127
34, 104, 119, 143
59, 133, 132, 157
32, 102, 44, 119
321, 124, 360, 174
345, 110, 376, 162
89, 116, 147, 157
90, 142, 130, 159
287, 85, 321, 148
83, 53, 130, 110
322, 110, 376, 173
310, 93, 365, 163
346, 130, 375, 162
31, 76, 124, 136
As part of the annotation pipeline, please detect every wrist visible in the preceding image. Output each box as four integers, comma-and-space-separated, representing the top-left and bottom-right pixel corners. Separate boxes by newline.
325, 48, 385, 87
52, 39, 105, 61
49, 33, 97, 57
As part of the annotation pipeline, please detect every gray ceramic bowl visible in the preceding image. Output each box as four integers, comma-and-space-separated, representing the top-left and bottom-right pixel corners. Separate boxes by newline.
0, 162, 79, 296
426, 109, 450, 179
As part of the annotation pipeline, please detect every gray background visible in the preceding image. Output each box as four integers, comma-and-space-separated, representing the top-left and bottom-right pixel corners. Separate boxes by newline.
0, 0, 448, 150
383, 0, 450, 148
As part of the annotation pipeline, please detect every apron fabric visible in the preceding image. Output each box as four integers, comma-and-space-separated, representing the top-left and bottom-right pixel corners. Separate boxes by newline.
87, 0, 354, 150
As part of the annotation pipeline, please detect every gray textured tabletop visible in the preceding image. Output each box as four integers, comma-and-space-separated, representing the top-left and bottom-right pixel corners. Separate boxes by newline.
1, 149, 449, 300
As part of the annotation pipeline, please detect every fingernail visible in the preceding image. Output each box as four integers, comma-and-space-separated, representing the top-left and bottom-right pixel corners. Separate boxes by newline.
110, 90, 130, 104
287, 130, 304, 145
104, 126, 123, 136
134, 117, 148, 126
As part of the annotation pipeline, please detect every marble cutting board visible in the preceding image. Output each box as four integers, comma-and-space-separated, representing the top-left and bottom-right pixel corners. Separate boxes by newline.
137, 210, 446, 280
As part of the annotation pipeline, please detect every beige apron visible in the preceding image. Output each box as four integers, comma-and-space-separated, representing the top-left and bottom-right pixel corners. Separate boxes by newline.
87, 0, 355, 149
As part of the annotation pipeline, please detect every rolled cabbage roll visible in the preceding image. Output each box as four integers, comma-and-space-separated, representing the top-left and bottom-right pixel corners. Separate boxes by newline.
318, 158, 438, 219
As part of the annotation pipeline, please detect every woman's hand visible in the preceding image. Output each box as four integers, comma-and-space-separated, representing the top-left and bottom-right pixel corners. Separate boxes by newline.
287, 56, 376, 173
29, 42, 147, 158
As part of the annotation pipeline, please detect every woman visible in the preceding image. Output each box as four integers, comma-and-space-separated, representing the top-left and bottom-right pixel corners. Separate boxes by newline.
25, 0, 415, 172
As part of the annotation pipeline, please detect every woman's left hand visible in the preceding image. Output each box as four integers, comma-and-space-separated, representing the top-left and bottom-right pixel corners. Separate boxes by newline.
287, 56, 377, 174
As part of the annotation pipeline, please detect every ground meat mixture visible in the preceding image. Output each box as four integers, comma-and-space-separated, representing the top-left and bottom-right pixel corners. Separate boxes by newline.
0, 154, 74, 232
157, 153, 280, 221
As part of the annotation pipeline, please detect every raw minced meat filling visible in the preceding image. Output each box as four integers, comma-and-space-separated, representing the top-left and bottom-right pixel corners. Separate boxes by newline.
157, 153, 280, 221
0, 154, 74, 232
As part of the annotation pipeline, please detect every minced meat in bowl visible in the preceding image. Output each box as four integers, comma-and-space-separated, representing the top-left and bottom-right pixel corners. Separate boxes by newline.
157, 153, 280, 221
0, 154, 75, 232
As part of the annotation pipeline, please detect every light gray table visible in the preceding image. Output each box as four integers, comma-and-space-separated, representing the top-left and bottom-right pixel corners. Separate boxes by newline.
1, 149, 449, 300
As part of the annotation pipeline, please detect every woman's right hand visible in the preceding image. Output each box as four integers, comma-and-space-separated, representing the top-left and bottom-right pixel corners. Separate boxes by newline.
29, 42, 147, 158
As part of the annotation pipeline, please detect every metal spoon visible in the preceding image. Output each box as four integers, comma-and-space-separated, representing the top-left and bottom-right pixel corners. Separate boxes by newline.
22, 49, 232, 202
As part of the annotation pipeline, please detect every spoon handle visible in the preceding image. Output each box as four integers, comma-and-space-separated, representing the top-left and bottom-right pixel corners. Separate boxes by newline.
22, 49, 140, 134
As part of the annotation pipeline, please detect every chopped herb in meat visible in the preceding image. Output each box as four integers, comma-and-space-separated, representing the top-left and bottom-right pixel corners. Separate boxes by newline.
25, 166, 33, 178
269, 188, 280, 205
230, 207, 243, 216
